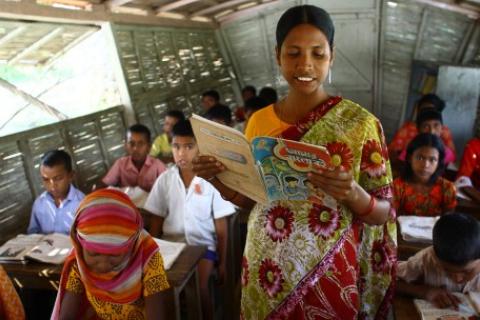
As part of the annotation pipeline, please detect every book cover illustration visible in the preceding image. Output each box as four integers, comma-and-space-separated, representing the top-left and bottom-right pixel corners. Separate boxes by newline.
252, 137, 337, 209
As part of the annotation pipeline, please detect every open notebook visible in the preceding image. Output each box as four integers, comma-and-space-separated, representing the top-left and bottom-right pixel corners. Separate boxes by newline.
0, 233, 72, 264
398, 216, 439, 243
414, 291, 480, 320
153, 238, 186, 270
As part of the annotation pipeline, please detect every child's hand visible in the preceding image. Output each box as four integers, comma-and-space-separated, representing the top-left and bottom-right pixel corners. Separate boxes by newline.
425, 287, 461, 309
192, 156, 226, 181
307, 166, 358, 202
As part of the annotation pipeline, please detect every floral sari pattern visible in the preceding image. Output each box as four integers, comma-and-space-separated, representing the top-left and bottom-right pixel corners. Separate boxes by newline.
241, 98, 396, 320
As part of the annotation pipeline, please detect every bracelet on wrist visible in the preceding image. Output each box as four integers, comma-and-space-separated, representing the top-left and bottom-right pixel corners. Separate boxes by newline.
358, 194, 375, 217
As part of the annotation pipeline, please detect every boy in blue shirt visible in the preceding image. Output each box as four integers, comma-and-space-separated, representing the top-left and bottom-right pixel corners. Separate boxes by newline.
28, 150, 84, 234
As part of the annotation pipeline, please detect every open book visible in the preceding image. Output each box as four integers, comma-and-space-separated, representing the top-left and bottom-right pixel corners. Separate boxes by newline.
0, 233, 72, 264
190, 114, 336, 208
108, 186, 149, 209
414, 291, 480, 320
153, 238, 186, 270
398, 216, 439, 243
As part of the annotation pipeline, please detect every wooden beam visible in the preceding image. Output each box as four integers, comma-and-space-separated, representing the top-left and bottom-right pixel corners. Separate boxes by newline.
0, 78, 68, 121
157, 0, 203, 13
217, 0, 280, 23
43, 28, 97, 68
0, 1, 215, 28
413, 8, 428, 60
8, 27, 64, 65
0, 26, 26, 47
191, 0, 252, 17
412, 0, 480, 19
105, 0, 134, 7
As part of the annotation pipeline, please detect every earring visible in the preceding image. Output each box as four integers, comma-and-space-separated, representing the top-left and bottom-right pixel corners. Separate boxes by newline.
328, 67, 332, 84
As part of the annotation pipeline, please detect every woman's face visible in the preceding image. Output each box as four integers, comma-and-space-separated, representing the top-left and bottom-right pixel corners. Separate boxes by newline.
410, 146, 439, 184
276, 24, 333, 95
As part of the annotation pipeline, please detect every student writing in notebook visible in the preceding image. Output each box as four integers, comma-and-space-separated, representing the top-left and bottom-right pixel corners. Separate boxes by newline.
397, 212, 480, 309
28, 150, 84, 235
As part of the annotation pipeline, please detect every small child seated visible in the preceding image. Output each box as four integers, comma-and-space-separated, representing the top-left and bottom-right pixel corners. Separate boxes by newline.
393, 133, 456, 216
28, 149, 84, 234
102, 124, 166, 192
52, 189, 169, 320
144, 120, 235, 320
397, 212, 480, 309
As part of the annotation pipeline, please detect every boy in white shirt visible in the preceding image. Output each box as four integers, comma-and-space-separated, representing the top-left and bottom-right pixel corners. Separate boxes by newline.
397, 212, 480, 309
145, 119, 235, 320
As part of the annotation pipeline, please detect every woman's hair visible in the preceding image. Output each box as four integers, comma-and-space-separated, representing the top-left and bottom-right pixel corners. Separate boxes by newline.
403, 133, 445, 184
433, 212, 480, 266
276, 5, 335, 50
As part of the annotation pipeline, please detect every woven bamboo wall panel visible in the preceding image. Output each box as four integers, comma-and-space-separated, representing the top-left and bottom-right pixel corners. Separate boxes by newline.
112, 24, 240, 137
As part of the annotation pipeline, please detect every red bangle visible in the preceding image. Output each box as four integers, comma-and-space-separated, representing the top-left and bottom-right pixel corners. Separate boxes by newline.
358, 195, 375, 217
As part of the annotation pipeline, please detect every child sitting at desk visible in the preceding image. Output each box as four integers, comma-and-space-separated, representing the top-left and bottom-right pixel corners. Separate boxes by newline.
52, 189, 169, 320
393, 133, 456, 216
102, 124, 166, 192
28, 149, 84, 235
397, 212, 480, 309
144, 120, 235, 320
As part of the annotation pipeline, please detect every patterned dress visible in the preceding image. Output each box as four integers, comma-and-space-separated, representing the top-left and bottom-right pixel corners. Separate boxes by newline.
393, 177, 457, 216
457, 138, 480, 189
242, 98, 397, 320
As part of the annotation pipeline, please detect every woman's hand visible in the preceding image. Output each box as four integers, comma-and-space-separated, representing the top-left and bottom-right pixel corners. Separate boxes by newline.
192, 155, 226, 181
307, 167, 358, 203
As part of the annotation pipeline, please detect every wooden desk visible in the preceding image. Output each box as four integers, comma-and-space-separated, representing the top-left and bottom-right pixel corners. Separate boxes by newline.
397, 235, 429, 261
2, 245, 206, 320
456, 197, 480, 218
393, 295, 421, 320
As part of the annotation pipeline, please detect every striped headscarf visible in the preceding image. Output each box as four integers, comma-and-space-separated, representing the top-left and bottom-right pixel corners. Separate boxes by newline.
52, 189, 158, 318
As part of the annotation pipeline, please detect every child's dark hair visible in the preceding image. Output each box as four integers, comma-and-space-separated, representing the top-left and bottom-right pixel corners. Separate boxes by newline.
128, 124, 151, 143
242, 85, 256, 97
172, 120, 194, 138
201, 90, 220, 102
259, 87, 278, 105
166, 110, 185, 122
41, 149, 73, 172
433, 212, 480, 266
416, 109, 443, 128
245, 97, 268, 114
403, 133, 445, 184
418, 94, 445, 113
204, 105, 232, 126
276, 5, 334, 50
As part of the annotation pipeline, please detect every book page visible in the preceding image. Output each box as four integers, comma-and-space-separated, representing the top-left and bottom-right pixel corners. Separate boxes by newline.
26, 233, 72, 265
190, 114, 268, 204
414, 294, 477, 320
398, 216, 439, 243
468, 291, 480, 314
252, 137, 337, 209
153, 238, 186, 270
0, 234, 44, 262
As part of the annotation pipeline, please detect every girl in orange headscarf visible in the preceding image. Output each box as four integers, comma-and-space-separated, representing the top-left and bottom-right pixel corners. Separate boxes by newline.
0, 265, 25, 320
51, 189, 169, 320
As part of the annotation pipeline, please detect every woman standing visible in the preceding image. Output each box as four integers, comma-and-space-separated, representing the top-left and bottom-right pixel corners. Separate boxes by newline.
193, 5, 396, 319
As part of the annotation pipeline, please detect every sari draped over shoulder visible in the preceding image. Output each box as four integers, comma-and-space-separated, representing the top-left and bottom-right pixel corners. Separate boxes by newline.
241, 97, 397, 320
